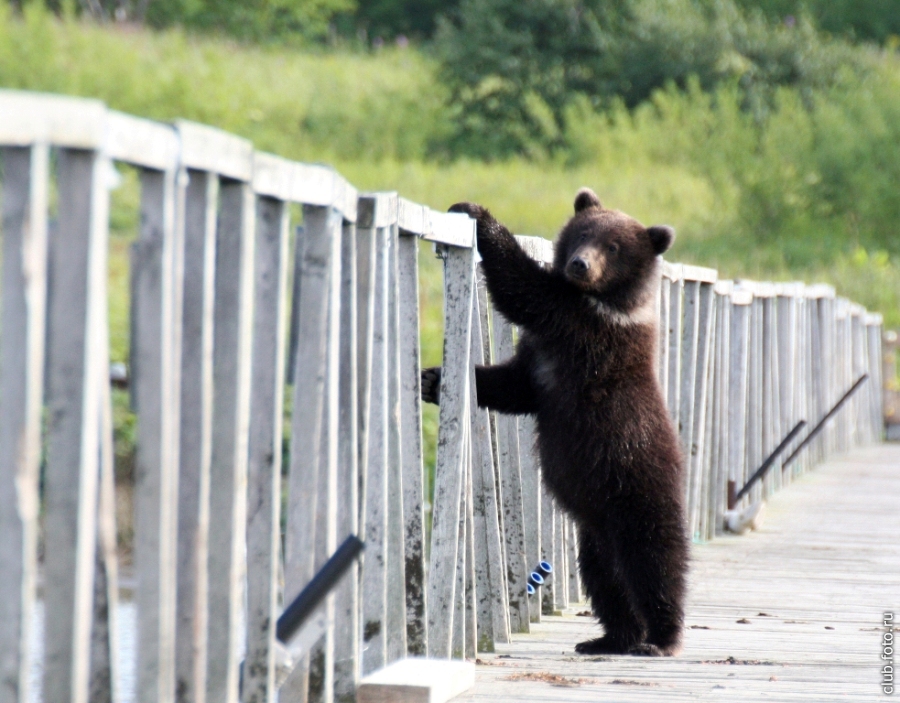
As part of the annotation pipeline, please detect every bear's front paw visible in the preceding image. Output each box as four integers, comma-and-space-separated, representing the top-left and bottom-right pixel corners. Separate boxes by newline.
421, 366, 442, 405
448, 201, 487, 221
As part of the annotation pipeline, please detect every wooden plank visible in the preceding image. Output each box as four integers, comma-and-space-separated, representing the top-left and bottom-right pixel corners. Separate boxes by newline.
242, 196, 290, 703
42, 147, 108, 703
90, 325, 122, 703
333, 219, 361, 703
469, 271, 510, 650
426, 245, 476, 658
490, 311, 530, 634
565, 518, 581, 603
106, 110, 179, 171
176, 120, 253, 181
132, 167, 181, 703
0, 89, 106, 147
539, 484, 556, 616
175, 169, 218, 702
307, 208, 342, 703
666, 278, 683, 426
424, 211, 476, 248
282, 205, 337, 699
553, 509, 568, 611
517, 415, 541, 623
397, 232, 428, 656
357, 658, 474, 703
205, 181, 256, 703
687, 283, 715, 538
360, 223, 391, 675
0, 144, 48, 703
678, 281, 700, 507
727, 297, 751, 512
385, 223, 408, 664
464, 448, 478, 660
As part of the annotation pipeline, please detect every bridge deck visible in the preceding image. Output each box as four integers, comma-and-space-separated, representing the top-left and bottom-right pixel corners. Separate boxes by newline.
457, 443, 900, 702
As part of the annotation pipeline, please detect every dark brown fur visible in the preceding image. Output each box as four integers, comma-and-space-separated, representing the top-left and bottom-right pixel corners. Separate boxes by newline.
422, 189, 688, 656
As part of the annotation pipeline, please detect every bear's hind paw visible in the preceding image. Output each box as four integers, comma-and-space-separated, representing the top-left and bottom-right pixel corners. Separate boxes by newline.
574, 636, 632, 655
627, 642, 682, 657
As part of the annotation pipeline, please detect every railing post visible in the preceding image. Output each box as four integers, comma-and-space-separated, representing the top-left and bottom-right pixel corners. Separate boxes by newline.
175, 168, 218, 703
43, 145, 109, 703
0, 143, 48, 703
242, 191, 290, 703
426, 243, 476, 659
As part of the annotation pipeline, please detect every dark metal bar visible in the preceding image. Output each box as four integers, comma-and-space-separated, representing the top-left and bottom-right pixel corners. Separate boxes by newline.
781, 374, 869, 471
276, 534, 364, 643
734, 420, 807, 502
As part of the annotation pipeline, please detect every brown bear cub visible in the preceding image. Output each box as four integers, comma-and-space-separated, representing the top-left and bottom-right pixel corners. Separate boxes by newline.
421, 188, 688, 656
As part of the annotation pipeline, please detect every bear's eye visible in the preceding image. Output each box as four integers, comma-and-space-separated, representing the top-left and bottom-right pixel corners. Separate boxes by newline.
579, 233, 588, 243
608, 243, 619, 254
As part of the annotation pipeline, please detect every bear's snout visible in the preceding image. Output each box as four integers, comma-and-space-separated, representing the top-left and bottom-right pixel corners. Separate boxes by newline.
566, 248, 603, 287
567, 256, 589, 278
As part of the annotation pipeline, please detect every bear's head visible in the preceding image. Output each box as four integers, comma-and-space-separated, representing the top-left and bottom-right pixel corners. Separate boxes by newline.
553, 188, 674, 312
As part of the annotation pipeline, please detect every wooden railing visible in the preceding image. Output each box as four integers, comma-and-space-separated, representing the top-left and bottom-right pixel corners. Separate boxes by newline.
0, 90, 886, 703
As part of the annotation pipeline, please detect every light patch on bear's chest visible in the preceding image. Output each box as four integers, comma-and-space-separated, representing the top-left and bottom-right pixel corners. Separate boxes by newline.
587, 293, 657, 327
532, 350, 557, 392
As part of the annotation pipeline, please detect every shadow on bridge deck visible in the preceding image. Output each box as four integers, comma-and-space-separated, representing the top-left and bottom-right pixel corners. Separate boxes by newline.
457, 443, 900, 702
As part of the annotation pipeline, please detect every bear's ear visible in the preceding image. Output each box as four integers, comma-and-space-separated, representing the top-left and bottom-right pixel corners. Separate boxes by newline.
647, 225, 675, 255
574, 187, 602, 213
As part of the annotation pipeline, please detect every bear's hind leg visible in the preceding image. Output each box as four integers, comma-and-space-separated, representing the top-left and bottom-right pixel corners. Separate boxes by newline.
574, 526, 646, 655
614, 512, 688, 657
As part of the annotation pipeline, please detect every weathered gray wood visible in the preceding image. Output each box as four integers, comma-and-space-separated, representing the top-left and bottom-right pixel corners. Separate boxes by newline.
43, 148, 108, 703
357, 658, 474, 703
687, 282, 715, 538
0, 144, 48, 703
361, 224, 391, 675
205, 180, 256, 703
657, 274, 670, 393
517, 415, 541, 624
553, 509, 568, 611
469, 274, 510, 651
385, 223, 408, 665
464, 448, 478, 660
397, 232, 427, 656
427, 244, 476, 659
175, 169, 218, 703
452, 432, 469, 659
242, 196, 290, 703
727, 293, 751, 513
490, 310, 530, 634
539, 485, 556, 616
666, 276, 684, 428
283, 206, 339, 701
308, 208, 343, 703
333, 220, 360, 703
90, 355, 121, 703
678, 280, 701, 510
565, 518, 581, 603
132, 166, 182, 703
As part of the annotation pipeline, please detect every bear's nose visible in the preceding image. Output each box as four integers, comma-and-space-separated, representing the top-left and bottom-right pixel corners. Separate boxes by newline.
567, 256, 589, 278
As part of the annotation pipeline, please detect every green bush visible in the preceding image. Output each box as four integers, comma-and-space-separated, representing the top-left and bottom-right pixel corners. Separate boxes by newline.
435, 0, 869, 158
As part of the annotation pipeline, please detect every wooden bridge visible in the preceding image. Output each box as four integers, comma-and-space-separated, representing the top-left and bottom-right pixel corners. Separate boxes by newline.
0, 90, 891, 703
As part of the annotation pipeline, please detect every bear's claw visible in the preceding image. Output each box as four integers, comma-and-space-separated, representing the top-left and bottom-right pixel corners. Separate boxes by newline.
421, 367, 442, 405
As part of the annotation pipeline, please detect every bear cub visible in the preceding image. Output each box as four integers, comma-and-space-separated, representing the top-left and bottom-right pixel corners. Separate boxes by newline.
422, 188, 688, 656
